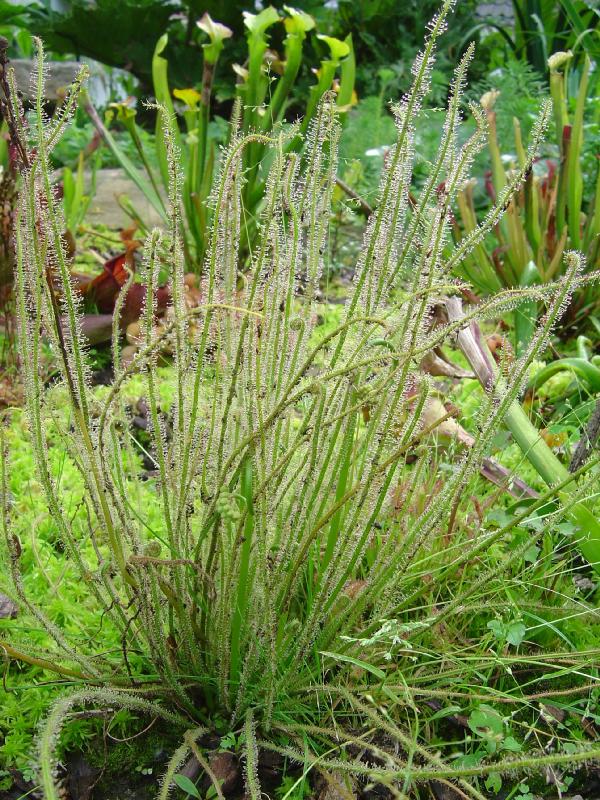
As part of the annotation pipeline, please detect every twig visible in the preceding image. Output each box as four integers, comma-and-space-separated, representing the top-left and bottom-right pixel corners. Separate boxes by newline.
335, 176, 374, 216
0, 37, 30, 170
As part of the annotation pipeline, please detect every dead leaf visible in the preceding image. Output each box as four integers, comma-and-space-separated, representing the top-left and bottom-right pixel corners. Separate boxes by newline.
540, 428, 568, 449
0, 592, 17, 619
208, 751, 240, 795
540, 703, 566, 725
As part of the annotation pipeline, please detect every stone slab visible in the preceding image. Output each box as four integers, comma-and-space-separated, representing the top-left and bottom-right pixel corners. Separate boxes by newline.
85, 168, 165, 229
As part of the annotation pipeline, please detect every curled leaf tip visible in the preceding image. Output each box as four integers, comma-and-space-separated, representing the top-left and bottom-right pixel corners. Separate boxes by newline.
197, 13, 233, 43
173, 88, 202, 110
154, 33, 168, 57
232, 63, 249, 82
283, 6, 315, 35
316, 34, 350, 61
480, 89, 499, 111
547, 51, 573, 71
197, 13, 232, 64
243, 6, 281, 36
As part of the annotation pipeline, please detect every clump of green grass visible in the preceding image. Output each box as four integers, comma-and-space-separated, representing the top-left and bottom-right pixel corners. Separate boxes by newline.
1, 4, 600, 798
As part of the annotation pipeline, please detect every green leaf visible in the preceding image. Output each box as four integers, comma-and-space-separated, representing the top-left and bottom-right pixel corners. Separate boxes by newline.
523, 543, 540, 563
429, 704, 462, 721
219, 731, 236, 751
452, 751, 485, 768
25, 0, 176, 86
0, 1, 28, 17
62, 166, 75, 221
527, 358, 600, 394
318, 651, 386, 681
562, 742, 579, 755
514, 260, 540, 356
468, 706, 504, 737
506, 622, 527, 647
486, 619, 505, 640
556, 522, 577, 536
174, 774, 201, 799
152, 31, 180, 191
486, 509, 514, 528
206, 784, 218, 800
502, 735, 522, 752
566, 55, 589, 247
485, 772, 502, 793
558, 0, 593, 40
337, 33, 356, 113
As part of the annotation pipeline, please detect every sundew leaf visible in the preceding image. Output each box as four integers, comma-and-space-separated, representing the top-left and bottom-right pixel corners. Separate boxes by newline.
12, 6, 600, 795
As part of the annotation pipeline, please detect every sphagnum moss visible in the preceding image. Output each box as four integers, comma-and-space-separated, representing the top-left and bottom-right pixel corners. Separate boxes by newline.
1, 3, 600, 798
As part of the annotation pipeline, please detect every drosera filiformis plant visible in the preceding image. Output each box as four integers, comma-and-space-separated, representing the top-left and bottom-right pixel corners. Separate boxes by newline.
1, 2, 600, 798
